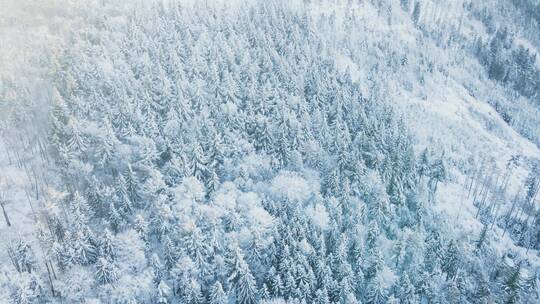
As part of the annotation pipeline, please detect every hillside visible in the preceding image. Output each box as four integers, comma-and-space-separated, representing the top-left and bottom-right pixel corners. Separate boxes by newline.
1, 1, 539, 303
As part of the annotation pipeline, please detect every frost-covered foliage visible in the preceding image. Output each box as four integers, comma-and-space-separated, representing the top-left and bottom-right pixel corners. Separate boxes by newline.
0, 0, 539, 303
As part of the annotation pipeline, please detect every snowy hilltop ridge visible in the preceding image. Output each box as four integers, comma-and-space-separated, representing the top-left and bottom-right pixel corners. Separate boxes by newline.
0, 0, 539, 303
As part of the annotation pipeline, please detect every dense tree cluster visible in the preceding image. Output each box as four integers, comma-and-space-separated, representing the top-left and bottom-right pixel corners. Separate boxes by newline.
474, 27, 540, 102
1, 1, 539, 303
464, 0, 540, 146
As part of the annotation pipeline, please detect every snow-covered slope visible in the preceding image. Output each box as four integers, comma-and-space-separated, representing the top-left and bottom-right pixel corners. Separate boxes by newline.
323, 0, 540, 264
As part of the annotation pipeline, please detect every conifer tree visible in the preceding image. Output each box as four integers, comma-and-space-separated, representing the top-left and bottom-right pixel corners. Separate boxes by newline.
503, 262, 522, 304
475, 225, 489, 251
94, 257, 118, 285
71, 229, 97, 265
99, 229, 116, 260
8, 239, 37, 274
209, 281, 228, 304
235, 261, 258, 304
314, 288, 330, 304
412, 2, 421, 25
365, 272, 387, 304
442, 241, 460, 281
134, 214, 149, 246
124, 164, 141, 204
157, 280, 171, 304
10, 273, 44, 304
260, 283, 271, 301
397, 274, 418, 304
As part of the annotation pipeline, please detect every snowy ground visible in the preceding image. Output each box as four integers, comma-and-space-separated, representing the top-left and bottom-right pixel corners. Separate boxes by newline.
0, 140, 43, 293
0, 0, 63, 284
404, 66, 540, 266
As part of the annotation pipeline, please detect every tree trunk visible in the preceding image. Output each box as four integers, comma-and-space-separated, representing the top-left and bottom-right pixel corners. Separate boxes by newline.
1, 203, 11, 227
45, 261, 56, 297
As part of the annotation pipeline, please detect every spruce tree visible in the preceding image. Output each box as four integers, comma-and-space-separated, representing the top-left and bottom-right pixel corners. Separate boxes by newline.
209, 281, 227, 304
156, 280, 171, 304
503, 263, 522, 304
442, 241, 460, 281
94, 257, 118, 285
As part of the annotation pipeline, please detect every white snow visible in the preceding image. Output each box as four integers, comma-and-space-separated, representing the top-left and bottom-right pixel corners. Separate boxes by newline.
305, 203, 330, 230
269, 171, 312, 203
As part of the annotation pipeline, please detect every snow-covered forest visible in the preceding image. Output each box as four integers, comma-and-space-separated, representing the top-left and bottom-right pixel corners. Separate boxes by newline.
1, 0, 539, 303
